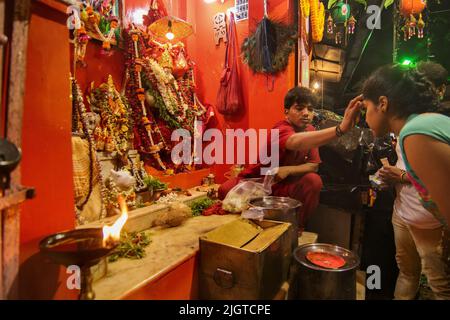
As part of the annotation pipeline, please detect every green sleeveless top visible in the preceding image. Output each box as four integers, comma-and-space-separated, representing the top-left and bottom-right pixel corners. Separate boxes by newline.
399, 113, 450, 227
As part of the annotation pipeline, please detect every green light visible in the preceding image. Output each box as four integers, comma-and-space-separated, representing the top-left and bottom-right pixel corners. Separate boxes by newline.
401, 59, 413, 66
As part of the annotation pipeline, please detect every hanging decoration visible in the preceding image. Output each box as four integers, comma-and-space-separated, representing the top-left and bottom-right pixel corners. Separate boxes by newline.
71, 76, 108, 224
310, 0, 325, 43
347, 15, 357, 35
241, 0, 297, 75
327, 13, 334, 34
417, 13, 425, 39
148, 0, 193, 43
148, 16, 194, 43
325, 0, 353, 45
299, 0, 311, 18
399, 0, 427, 41
213, 12, 228, 46
96, 15, 120, 55
73, 24, 90, 67
80, 1, 122, 52
331, 0, 350, 24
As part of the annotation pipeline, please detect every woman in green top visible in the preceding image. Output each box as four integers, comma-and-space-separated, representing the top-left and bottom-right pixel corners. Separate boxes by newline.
362, 64, 450, 227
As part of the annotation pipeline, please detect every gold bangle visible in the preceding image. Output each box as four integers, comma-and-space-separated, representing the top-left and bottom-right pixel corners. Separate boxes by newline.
336, 124, 344, 137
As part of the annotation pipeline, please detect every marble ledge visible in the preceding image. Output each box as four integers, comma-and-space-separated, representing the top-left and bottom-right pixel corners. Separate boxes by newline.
78, 185, 219, 234
92, 214, 239, 300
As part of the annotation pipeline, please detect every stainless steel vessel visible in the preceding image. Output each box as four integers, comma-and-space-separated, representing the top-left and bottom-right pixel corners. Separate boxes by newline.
294, 243, 360, 300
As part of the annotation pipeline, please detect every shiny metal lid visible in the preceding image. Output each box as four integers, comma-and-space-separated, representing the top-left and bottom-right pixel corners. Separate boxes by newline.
294, 243, 360, 272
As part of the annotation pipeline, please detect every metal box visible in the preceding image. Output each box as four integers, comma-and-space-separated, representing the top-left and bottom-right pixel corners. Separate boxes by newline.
199, 218, 292, 300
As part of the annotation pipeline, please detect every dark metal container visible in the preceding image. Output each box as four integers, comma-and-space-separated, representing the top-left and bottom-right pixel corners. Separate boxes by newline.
294, 243, 360, 300
248, 196, 301, 250
199, 219, 292, 300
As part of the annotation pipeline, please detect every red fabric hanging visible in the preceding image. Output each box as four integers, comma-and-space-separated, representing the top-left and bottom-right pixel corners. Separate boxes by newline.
216, 12, 244, 116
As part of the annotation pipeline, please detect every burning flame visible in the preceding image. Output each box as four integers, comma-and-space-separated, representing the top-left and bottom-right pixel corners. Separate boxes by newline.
103, 195, 128, 246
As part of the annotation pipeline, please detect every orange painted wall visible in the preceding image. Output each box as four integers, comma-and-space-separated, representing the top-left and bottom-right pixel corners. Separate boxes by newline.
247, 0, 295, 131
72, 44, 125, 98
184, 0, 295, 182
20, 2, 75, 244
18, 1, 78, 299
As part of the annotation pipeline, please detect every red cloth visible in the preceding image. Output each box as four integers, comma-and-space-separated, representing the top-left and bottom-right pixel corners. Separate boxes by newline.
202, 202, 231, 216
218, 120, 323, 228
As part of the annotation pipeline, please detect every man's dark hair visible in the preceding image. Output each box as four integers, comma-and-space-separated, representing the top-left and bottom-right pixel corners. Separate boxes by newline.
417, 61, 448, 88
284, 86, 317, 109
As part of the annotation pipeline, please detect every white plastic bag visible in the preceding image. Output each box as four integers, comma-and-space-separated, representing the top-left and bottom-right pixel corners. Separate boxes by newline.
241, 208, 265, 221
222, 173, 276, 213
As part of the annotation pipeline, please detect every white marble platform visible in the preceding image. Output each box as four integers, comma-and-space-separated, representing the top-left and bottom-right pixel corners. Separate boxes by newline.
92, 214, 239, 300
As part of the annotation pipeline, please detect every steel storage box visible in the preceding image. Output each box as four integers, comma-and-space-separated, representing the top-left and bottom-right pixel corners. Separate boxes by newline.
199, 218, 293, 300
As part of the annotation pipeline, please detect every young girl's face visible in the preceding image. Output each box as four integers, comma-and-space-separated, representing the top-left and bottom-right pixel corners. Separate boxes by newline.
364, 97, 390, 137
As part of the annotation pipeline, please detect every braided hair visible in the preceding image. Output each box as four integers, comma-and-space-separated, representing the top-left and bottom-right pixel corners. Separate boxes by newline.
362, 64, 449, 118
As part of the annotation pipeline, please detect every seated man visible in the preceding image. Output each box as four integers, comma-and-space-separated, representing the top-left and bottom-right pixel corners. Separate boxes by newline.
219, 87, 325, 231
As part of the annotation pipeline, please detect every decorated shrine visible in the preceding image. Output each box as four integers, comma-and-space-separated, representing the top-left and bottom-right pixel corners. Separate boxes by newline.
0, 0, 449, 307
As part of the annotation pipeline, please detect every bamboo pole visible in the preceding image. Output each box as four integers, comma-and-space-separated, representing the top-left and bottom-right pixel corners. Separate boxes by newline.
6, 0, 31, 186
0, 0, 5, 138
3, 0, 31, 301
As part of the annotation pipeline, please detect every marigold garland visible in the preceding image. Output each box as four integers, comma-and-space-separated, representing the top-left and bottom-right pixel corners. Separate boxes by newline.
310, 0, 325, 43
300, 0, 311, 18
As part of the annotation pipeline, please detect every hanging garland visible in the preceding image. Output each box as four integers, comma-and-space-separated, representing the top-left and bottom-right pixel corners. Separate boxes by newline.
147, 58, 188, 121
73, 24, 90, 67
300, 0, 311, 18
125, 27, 167, 170
80, 4, 121, 55
71, 77, 108, 223
311, 0, 325, 43
144, 84, 181, 129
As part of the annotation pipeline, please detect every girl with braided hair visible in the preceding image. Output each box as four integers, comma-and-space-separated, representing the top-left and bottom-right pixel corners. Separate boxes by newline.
362, 64, 450, 299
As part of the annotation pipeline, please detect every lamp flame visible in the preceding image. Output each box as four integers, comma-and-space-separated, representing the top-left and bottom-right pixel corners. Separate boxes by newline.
102, 196, 128, 246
